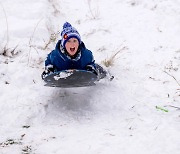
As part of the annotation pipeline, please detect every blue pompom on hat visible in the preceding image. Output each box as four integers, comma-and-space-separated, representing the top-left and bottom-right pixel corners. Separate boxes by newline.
61, 22, 81, 48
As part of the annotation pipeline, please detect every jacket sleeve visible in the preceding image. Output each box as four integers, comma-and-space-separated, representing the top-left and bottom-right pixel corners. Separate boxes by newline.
45, 52, 53, 67
85, 50, 96, 69
88, 55, 96, 69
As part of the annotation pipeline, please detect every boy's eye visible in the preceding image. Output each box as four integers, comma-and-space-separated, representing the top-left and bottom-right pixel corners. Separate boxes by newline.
67, 39, 78, 43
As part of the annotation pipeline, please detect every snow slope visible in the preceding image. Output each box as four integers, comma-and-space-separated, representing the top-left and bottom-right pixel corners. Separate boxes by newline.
0, 0, 180, 153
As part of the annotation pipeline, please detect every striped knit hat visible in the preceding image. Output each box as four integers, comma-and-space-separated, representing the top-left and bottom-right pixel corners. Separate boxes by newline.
61, 22, 81, 48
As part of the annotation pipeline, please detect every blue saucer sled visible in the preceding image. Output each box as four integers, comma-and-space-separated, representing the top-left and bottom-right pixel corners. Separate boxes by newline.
43, 69, 99, 88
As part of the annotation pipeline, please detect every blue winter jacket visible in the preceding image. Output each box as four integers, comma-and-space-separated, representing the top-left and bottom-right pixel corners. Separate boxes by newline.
45, 40, 96, 71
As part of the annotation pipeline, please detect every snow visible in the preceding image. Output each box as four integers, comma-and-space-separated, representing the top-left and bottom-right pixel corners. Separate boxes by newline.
0, 0, 180, 153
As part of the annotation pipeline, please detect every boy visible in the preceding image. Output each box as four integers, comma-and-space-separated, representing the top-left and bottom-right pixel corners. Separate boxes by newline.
42, 22, 98, 79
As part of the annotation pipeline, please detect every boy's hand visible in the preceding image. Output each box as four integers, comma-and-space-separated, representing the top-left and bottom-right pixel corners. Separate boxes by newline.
45, 65, 54, 73
41, 65, 54, 79
86, 65, 98, 75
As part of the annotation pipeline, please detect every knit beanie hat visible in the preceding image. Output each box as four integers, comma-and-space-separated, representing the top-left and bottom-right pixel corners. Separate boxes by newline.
61, 22, 81, 48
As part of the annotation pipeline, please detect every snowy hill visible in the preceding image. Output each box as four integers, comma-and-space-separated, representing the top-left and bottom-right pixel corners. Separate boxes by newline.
0, 0, 180, 153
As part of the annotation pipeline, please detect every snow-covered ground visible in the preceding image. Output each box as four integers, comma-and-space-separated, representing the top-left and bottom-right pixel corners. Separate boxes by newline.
0, 0, 180, 153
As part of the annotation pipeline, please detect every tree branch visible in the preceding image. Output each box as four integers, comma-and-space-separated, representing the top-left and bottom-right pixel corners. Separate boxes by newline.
163, 70, 180, 86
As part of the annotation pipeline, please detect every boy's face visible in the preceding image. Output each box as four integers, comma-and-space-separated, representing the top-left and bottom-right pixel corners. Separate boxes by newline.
65, 38, 79, 56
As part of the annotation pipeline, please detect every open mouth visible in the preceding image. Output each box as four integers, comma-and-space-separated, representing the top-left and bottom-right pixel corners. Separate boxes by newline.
70, 47, 75, 52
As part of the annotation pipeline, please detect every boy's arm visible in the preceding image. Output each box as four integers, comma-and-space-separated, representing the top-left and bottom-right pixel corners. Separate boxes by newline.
45, 52, 52, 66
41, 52, 55, 79
86, 55, 97, 75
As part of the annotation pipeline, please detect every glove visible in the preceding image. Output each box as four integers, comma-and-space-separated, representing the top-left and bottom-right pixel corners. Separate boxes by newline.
41, 64, 54, 79
86, 65, 98, 75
